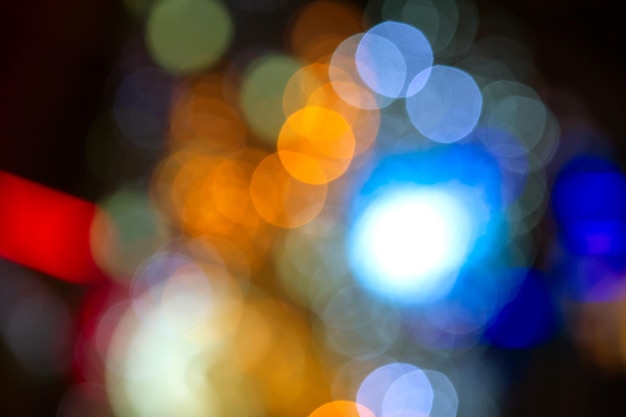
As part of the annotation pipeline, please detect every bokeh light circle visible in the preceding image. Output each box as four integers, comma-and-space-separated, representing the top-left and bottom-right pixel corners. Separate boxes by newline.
406, 65, 482, 143
356, 21, 434, 98
241, 54, 302, 144
347, 184, 475, 304
250, 153, 328, 228
382, 369, 435, 417
146, 0, 233, 74
278, 106, 355, 185
309, 400, 375, 417
357, 363, 433, 417
329, 34, 395, 110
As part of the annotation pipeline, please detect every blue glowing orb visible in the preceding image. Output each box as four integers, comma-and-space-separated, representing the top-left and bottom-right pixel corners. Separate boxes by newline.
346, 145, 505, 304
552, 155, 626, 256
348, 185, 476, 303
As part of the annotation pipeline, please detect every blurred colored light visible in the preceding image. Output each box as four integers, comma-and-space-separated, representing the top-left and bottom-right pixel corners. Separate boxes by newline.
307, 82, 380, 156
329, 34, 395, 110
250, 153, 327, 228
423, 370, 458, 417
321, 285, 400, 357
484, 270, 556, 348
289, 0, 365, 63
90, 187, 170, 282
278, 106, 355, 185
357, 363, 433, 417
283, 62, 331, 117
169, 78, 247, 152
146, 0, 233, 74
106, 300, 219, 417
402, 265, 513, 350
406, 65, 482, 143
154, 148, 274, 272
241, 54, 302, 144
356, 21, 433, 98
0, 171, 106, 283
552, 155, 626, 256
485, 95, 547, 152
226, 297, 334, 416
347, 184, 475, 303
371, 0, 459, 52
309, 400, 375, 417
383, 369, 435, 417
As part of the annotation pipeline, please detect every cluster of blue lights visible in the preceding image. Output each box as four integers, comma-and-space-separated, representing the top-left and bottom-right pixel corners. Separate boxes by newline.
343, 18, 560, 350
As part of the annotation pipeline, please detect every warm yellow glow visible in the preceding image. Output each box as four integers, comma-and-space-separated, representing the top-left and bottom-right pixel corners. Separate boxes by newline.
250, 153, 328, 228
278, 106, 355, 185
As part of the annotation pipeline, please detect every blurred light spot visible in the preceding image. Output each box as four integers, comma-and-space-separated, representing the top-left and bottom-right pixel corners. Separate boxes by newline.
289, 0, 365, 63
447, 354, 503, 417
250, 154, 327, 228
309, 400, 375, 417
278, 106, 355, 184
307, 82, 380, 155
241, 54, 302, 144
329, 34, 395, 110
402, 266, 510, 350
274, 222, 351, 311
283, 62, 331, 117
382, 0, 459, 53
559, 256, 626, 303
0, 172, 106, 283
130, 243, 238, 332
382, 369, 435, 417
357, 363, 431, 417
0, 266, 74, 377
321, 285, 400, 357
357, 33, 406, 98
169, 78, 247, 152
485, 95, 547, 152
356, 21, 433, 98
484, 270, 556, 348
406, 65, 482, 143
423, 370, 458, 417
439, 0, 478, 58
227, 297, 334, 416
113, 68, 174, 150
106, 245, 243, 417
146, 0, 232, 74
106, 301, 220, 417
552, 155, 626, 256
347, 185, 476, 303
91, 187, 170, 282
153, 148, 274, 272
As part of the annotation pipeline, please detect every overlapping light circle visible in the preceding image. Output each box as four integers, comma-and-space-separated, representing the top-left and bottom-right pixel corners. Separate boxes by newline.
406, 65, 482, 143
356, 21, 433, 98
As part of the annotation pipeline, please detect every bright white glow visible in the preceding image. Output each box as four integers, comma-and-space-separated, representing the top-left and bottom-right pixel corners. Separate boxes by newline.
105, 255, 239, 417
106, 305, 218, 417
348, 184, 479, 303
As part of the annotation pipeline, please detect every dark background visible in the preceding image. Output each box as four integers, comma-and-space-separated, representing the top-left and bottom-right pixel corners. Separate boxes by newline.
0, 0, 625, 415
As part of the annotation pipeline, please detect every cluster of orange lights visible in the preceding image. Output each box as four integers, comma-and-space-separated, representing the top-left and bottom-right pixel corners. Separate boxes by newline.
149, 0, 381, 277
